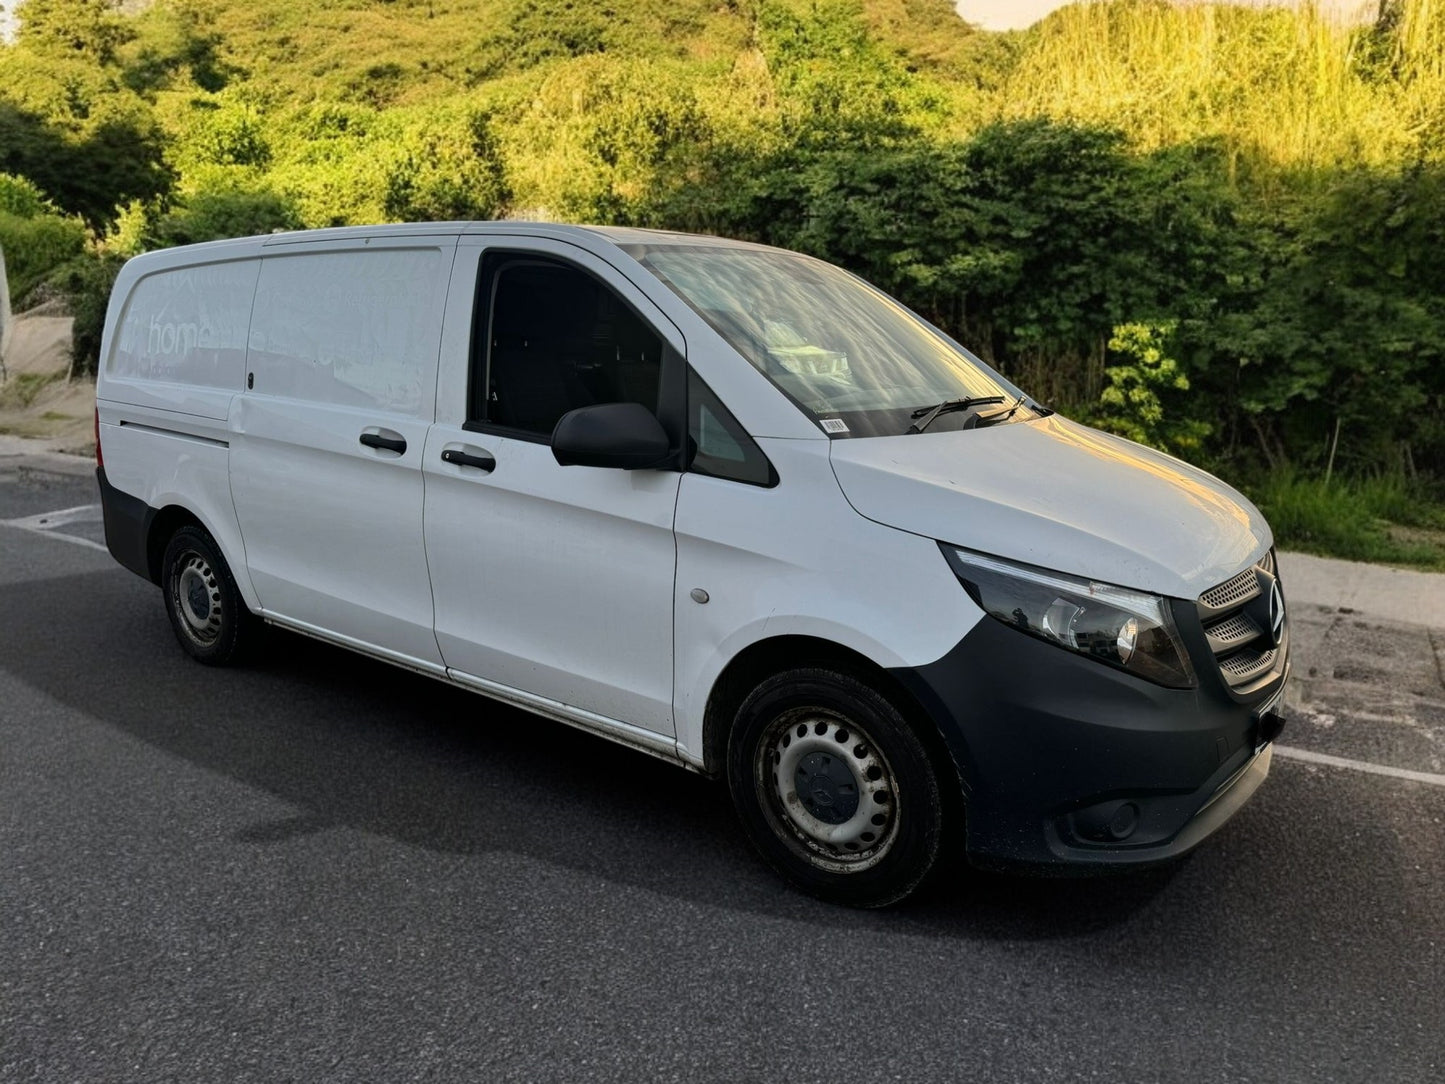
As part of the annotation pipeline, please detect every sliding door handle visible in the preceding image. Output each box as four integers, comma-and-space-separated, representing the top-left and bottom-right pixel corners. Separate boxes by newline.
360, 432, 407, 454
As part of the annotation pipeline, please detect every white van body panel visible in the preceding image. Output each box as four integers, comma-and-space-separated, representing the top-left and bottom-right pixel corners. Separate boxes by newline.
671, 437, 981, 766
428, 426, 681, 733
96, 241, 266, 604
94, 415, 253, 603
100, 239, 263, 422
227, 235, 458, 667
829, 414, 1272, 599
230, 395, 443, 664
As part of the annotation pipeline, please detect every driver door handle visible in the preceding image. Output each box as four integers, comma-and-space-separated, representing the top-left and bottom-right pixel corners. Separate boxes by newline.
441, 448, 496, 472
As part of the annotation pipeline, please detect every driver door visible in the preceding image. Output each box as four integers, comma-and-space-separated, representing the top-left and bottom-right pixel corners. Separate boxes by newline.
422, 237, 685, 735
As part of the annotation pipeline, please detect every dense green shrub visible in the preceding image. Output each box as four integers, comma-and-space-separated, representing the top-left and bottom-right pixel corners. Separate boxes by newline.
45, 252, 124, 377
0, 209, 88, 307
1085, 323, 1211, 458
381, 108, 510, 222
0, 172, 54, 218
143, 185, 303, 248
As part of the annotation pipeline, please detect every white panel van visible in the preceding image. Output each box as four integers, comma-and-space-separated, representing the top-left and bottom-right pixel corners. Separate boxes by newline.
95, 223, 1289, 906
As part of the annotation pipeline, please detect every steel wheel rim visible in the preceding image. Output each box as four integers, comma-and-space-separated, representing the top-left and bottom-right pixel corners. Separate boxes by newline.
755, 707, 899, 873
173, 553, 223, 644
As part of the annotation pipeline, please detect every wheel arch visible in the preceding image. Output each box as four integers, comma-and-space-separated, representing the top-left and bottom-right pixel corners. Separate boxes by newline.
701, 635, 967, 800
146, 504, 206, 584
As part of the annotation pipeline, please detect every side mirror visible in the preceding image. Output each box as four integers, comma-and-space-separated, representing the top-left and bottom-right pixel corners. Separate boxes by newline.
551, 402, 672, 470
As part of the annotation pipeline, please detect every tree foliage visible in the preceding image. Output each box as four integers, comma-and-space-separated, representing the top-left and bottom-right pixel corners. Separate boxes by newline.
0, 0, 1441, 480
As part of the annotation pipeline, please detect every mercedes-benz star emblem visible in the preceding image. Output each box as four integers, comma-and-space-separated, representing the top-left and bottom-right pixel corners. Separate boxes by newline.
1267, 580, 1286, 646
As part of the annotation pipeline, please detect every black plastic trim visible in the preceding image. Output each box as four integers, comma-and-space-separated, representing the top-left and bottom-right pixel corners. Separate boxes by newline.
685, 366, 778, 488
889, 611, 1288, 872
96, 466, 157, 583
116, 420, 228, 448
551, 402, 673, 470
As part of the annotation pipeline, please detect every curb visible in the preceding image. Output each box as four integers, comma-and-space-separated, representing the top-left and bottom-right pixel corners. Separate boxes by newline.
0, 435, 96, 479
1276, 551, 1445, 630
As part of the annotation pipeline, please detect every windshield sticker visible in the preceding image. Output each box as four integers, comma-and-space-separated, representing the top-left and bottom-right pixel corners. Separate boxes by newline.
819, 418, 850, 434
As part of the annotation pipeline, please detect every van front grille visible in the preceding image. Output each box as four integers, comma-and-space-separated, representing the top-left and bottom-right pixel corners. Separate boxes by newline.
1218, 646, 1278, 682
1199, 566, 1261, 614
1206, 613, 1262, 653
1196, 552, 1285, 691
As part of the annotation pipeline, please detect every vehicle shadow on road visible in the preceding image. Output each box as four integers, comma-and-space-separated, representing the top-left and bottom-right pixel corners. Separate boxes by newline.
3, 570, 1181, 939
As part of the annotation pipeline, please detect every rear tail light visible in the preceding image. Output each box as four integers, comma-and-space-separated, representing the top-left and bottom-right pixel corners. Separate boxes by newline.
94, 407, 103, 469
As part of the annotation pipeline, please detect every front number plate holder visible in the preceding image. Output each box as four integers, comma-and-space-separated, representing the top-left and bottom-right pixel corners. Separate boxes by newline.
1252, 686, 1285, 754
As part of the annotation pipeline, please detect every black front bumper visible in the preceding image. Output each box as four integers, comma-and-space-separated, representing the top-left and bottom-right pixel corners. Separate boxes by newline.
891, 610, 1288, 872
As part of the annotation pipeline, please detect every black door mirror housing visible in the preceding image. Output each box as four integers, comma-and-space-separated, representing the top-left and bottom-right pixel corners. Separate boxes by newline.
551, 402, 673, 470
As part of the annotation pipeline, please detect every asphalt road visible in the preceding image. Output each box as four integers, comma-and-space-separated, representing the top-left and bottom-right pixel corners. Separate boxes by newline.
1, 464, 1441, 1083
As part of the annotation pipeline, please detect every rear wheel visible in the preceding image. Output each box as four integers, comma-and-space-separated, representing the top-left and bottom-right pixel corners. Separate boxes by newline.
727, 667, 946, 907
161, 525, 260, 665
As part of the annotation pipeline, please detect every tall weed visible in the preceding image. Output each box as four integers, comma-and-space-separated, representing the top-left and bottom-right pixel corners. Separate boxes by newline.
998, 0, 1441, 170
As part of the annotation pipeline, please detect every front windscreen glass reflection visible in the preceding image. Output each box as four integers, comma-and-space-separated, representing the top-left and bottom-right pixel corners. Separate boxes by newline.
627, 243, 1029, 438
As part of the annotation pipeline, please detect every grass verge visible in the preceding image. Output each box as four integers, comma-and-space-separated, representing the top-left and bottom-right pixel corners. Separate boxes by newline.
0, 370, 64, 410
1245, 470, 1445, 572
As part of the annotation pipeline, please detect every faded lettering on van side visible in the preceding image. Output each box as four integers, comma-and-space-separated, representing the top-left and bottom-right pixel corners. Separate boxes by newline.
109, 261, 258, 389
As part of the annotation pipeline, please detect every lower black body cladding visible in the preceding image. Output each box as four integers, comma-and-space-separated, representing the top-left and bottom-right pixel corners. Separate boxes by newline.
97, 466, 155, 583
892, 613, 1286, 871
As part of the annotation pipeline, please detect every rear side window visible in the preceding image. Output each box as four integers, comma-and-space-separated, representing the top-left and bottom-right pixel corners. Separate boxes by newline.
108, 260, 258, 389
247, 247, 448, 416
469, 254, 664, 438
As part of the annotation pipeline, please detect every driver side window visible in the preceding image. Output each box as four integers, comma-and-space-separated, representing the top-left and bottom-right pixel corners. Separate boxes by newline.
469, 253, 664, 439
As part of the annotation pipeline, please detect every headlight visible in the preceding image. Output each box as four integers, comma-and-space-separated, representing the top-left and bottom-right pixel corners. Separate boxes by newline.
941, 546, 1196, 688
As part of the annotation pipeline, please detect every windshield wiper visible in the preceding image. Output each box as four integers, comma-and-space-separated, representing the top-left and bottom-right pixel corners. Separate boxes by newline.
971, 395, 1028, 428
906, 395, 1006, 435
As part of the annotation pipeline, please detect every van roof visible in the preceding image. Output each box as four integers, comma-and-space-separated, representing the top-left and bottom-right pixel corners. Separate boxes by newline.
115, 221, 781, 278
246, 221, 767, 250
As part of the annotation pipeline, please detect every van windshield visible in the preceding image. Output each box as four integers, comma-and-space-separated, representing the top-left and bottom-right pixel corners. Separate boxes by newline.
626, 243, 1031, 438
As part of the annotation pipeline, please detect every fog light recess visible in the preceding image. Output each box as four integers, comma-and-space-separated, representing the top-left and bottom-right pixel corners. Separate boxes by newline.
1072, 800, 1141, 843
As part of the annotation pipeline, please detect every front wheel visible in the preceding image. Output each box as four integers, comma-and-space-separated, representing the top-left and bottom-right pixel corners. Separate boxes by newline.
161, 524, 260, 665
727, 668, 947, 907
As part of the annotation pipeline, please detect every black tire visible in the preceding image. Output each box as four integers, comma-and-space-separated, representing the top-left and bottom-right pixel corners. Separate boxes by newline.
160, 524, 260, 665
726, 667, 947, 908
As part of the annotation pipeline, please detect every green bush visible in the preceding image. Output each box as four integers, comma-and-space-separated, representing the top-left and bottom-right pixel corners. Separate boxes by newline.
145, 184, 303, 247
0, 172, 55, 218
44, 252, 124, 377
1085, 322, 1211, 457
0, 209, 88, 307
381, 109, 510, 222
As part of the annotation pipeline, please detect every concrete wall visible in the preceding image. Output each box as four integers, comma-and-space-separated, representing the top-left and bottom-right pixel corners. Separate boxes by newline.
0, 243, 12, 370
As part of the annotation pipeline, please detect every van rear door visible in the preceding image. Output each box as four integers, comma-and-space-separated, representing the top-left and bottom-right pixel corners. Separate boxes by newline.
228, 235, 458, 669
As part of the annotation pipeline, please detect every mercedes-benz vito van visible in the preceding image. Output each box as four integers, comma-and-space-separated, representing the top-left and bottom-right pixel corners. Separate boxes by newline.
95, 223, 1288, 906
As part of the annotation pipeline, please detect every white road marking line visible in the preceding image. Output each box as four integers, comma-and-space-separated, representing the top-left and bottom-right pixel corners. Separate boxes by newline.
1, 526, 109, 553
0, 503, 110, 554
2, 503, 101, 530
1274, 744, 1445, 788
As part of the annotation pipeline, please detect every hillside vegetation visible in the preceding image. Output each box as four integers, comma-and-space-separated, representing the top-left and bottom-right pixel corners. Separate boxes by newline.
2, 0, 1444, 563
